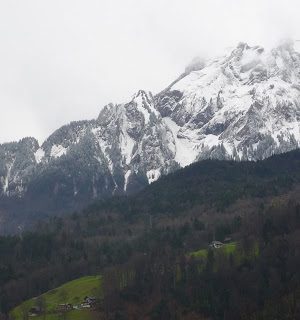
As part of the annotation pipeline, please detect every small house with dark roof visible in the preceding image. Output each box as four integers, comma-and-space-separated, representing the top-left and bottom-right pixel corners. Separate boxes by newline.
209, 241, 224, 249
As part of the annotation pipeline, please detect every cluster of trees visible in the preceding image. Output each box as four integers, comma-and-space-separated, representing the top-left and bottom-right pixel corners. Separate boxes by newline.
101, 200, 300, 319
86, 149, 300, 217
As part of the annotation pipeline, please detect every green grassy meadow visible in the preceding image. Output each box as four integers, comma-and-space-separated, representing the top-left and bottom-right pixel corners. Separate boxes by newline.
189, 241, 259, 265
189, 242, 238, 259
11, 275, 102, 320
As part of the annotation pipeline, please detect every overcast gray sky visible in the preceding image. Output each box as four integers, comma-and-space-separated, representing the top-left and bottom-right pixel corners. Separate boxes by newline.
0, 0, 299, 143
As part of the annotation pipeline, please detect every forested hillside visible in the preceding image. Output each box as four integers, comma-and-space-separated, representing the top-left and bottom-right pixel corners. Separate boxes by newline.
1, 150, 300, 319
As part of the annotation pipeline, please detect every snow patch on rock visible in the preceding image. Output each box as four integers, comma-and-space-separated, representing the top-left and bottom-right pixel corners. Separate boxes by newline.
147, 169, 161, 184
124, 170, 131, 191
34, 148, 45, 163
50, 145, 67, 158
163, 117, 198, 167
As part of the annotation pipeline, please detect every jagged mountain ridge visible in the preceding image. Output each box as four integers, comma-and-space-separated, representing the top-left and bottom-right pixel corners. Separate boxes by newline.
1, 41, 300, 226
0, 91, 178, 200
157, 41, 300, 162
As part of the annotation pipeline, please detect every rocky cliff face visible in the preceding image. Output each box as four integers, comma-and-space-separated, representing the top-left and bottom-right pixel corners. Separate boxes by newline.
0, 90, 179, 228
1, 41, 300, 230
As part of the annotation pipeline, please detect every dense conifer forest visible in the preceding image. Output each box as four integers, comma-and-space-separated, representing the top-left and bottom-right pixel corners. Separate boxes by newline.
1, 150, 300, 319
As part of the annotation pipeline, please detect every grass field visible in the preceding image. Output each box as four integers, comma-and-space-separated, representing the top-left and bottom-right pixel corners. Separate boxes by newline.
11, 275, 102, 320
189, 241, 260, 266
189, 242, 238, 259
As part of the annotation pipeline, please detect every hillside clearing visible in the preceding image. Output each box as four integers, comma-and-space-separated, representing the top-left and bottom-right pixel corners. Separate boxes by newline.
189, 242, 238, 259
11, 275, 102, 320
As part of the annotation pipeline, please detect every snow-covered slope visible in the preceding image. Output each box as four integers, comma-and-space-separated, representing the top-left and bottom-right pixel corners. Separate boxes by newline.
1, 41, 300, 212
0, 91, 177, 201
157, 41, 300, 162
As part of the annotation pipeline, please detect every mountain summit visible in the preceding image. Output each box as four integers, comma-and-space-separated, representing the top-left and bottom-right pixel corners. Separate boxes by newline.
157, 41, 300, 162
1, 42, 300, 228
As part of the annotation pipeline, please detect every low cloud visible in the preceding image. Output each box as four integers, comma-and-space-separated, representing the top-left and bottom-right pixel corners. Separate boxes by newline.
0, 0, 299, 143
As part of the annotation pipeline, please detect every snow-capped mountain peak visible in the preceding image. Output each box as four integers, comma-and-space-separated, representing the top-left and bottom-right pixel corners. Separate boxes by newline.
157, 42, 300, 162
1, 41, 300, 207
